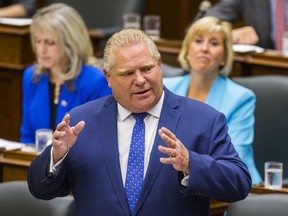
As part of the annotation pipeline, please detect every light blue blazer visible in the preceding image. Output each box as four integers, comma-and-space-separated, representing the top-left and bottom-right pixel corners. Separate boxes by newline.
164, 74, 262, 184
20, 64, 112, 144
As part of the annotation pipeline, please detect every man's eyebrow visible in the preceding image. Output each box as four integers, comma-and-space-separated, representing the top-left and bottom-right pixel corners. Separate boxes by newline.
140, 63, 155, 69
116, 68, 133, 74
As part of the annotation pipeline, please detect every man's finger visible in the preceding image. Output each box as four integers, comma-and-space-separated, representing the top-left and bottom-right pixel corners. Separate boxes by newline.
73, 121, 85, 136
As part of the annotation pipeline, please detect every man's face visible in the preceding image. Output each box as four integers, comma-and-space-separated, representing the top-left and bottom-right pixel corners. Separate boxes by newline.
104, 42, 163, 113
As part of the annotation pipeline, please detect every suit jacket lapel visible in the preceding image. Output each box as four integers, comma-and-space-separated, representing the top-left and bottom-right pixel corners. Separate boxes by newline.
135, 89, 181, 214
100, 96, 130, 215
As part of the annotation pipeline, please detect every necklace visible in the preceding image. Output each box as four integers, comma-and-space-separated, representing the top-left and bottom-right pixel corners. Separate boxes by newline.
54, 83, 61, 105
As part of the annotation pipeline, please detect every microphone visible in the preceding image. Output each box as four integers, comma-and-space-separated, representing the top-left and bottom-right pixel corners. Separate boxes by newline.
192, 0, 212, 22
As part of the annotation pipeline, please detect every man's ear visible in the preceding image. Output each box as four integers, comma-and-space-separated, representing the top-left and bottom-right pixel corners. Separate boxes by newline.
158, 58, 162, 67
103, 69, 111, 87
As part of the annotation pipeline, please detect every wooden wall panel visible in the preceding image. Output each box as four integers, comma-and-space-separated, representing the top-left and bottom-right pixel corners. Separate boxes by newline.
145, 0, 219, 40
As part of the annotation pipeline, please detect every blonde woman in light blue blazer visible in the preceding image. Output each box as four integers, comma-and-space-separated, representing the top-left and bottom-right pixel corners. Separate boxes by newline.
164, 16, 262, 185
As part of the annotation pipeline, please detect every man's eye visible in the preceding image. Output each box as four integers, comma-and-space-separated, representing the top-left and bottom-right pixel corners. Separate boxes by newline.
121, 72, 133, 77
143, 66, 153, 73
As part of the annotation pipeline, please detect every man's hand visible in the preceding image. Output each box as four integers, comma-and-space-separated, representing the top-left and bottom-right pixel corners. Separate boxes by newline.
232, 26, 259, 45
52, 114, 85, 163
158, 127, 190, 174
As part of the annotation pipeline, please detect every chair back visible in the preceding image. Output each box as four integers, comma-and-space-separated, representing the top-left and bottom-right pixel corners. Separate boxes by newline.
233, 75, 288, 179
226, 194, 288, 216
0, 181, 75, 216
49, 0, 147, 29
161, 63, 187, 77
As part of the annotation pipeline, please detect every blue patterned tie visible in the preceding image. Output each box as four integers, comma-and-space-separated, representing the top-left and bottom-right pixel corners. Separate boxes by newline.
125, 112, 147, 213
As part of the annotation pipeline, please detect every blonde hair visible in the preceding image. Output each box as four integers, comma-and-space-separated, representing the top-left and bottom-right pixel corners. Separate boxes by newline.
30, 3, 100, 82
103, 28, 161, 72
178, 16, 233, 76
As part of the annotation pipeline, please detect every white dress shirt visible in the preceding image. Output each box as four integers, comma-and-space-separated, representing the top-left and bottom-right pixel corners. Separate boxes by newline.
117, 92, 164, 186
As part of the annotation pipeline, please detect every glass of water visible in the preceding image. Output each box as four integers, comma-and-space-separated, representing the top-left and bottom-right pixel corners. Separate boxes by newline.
35, 128, 53, 153
123, 13, 141, 29
264, 161, 283, 190
143, 15, 161, 41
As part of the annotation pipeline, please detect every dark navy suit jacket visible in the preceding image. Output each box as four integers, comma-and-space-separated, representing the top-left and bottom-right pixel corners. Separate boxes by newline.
28, 88, 251, 216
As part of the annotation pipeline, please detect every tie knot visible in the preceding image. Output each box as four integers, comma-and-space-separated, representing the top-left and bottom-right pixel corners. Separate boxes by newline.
132, 112, 148, 122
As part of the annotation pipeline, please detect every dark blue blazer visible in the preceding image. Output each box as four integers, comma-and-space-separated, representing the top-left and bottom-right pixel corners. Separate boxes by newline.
28, 88, 251, 216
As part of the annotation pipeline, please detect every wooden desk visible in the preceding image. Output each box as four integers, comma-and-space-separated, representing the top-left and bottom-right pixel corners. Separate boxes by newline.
251, 184, 288, 194
210, 199, 228, 216
155, 38, 288, 77
0, 149, 36, 182
0, 24, 34, 141
233, 51, 288, 76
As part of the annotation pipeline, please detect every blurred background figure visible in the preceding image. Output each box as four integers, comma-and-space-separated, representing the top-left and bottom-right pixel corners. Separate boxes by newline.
191, 0, 212, 23
203, 0, 283, 50
20, 3, 111, 144
164, 16, 262, 185
0, 0, 36, 17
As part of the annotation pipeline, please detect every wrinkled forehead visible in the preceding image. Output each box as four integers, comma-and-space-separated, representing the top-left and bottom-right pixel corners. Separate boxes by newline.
114, 43, 156, 65
109, 42, 156, 68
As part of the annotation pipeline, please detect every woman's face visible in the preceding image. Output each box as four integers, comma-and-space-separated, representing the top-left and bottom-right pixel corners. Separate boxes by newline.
187, 31, 225, 76
34, 29, 68, 72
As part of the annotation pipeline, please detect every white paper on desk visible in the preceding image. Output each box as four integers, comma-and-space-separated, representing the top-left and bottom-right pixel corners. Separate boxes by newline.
0, 18, 32, 26
233, 44, 265, 53
0, 138, 24, 151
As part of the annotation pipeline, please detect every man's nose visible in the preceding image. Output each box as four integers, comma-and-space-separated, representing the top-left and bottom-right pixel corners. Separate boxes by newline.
134, 71, 146, 84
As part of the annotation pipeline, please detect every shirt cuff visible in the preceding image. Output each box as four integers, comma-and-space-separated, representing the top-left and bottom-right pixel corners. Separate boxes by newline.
181, 172, 189, 186
49, 147, 69, 176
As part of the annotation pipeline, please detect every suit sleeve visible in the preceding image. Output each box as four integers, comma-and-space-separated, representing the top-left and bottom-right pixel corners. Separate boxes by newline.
16, 0, 36, 17
27, 145, 71, 200
205, 0, 243, 23
182, 112, 252, 202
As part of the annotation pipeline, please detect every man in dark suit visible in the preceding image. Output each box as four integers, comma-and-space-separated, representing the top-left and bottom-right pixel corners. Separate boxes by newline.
27, 28, 251, 216
205, 0, 273, 49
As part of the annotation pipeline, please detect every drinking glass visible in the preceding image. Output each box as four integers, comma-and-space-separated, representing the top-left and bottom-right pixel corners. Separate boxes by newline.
143, 15, 161, 40
35, 129, 53, 153
264, 161, 283, 190
123, 13, 141, 29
